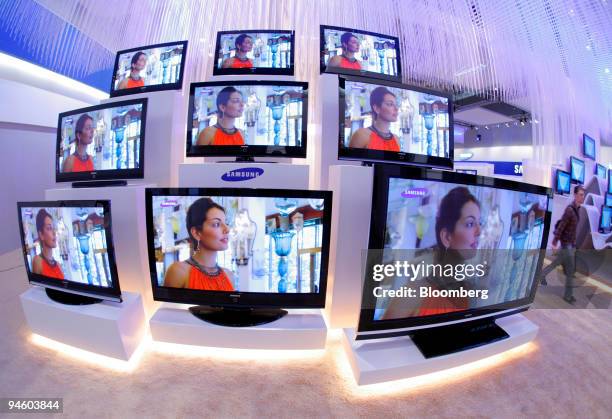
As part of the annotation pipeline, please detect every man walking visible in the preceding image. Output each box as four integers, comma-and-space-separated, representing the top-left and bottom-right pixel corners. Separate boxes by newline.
540, 185, 585, 304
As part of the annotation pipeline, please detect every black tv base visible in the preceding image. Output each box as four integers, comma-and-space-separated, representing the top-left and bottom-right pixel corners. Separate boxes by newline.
189, 306, 288, 327
410, 317, 510, 359
72, 180, 128, 188
45, 288, 102, 305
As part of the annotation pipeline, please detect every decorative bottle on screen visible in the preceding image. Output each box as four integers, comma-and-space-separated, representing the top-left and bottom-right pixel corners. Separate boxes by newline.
271, 198, 298, 293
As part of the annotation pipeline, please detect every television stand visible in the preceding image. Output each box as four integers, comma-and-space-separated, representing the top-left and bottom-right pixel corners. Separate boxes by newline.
189, 306, 288, 327
72, 180, 127, 188
410, 317, 509, 358
45, 288, 102, 305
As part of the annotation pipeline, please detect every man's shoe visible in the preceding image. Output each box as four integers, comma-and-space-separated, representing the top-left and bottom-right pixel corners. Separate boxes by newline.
563, 296, 576, 304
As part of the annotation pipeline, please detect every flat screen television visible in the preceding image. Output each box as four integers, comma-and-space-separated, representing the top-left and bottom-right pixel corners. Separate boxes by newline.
338, 75, 453, 169
596, 163, 607, 179
56, 99, 147, 186
570, 156, 585, 184
600, 206, 612, 233
145, 188, 332, 326
110, 41, 187, 97
607, 193, 612, 208
17, 200, 121, 304
609, 170, 612, 193
583, 134, 596, 160
356, 165, 552, 357
186, 81, 308, 160
320, 25, 401, 82
555, 169, 571, 195
212, 30, 294, 76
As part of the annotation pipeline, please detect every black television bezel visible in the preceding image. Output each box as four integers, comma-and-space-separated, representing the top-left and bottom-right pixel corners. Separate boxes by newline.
186, 80, 308, 159
569, 156, 585, 184
599, 205, 612, 233
212, 30, 295, 76
145, 187, 333, 309
109, 40, 188, 98
55, 98, 148, 183
595, 163, 607, 179
17, 200, 122, 302
555, 169, 572, 195
338, 75, 454, 169
319, 25, 402, 82
356, 164, 553, 337
582, 134, 596, 160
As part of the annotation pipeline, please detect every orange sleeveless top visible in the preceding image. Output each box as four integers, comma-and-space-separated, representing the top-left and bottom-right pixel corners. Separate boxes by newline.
230, 58, 253, 69
188, 266, 234, 291
212, 127, 245, 146
367, 130, 400, 152
126, 78, 145, 88
41, 258, 64, 280
72, 155, 94, 172
340, 56, 361, 70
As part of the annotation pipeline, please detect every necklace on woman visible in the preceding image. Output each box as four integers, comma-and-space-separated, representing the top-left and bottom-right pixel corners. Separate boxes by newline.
369, 125, 394, 140
73, 152, 89, 162
235, 55, 250, 62
187, 257, 222, 277
215, 123, 238, 135
341, 54, 357, 63
41, 254, 57, 266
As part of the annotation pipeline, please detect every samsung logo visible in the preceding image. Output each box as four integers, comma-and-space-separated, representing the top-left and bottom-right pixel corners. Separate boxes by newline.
221, 167, 264, 182
401, 188, 429, 198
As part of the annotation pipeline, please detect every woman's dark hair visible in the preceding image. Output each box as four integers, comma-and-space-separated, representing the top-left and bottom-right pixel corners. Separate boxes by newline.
131, 51, 146, 70
235, 34, 253, 49
216, 86, 242, 115
370, 86, 395, 120
186, 198, 225, 247
435, 187, 480, 249
36, 209, 52, 236
340, 32, 357, 47
75, 114, 93, 145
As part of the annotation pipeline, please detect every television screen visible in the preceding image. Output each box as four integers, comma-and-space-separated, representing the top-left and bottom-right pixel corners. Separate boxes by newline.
213, 30, 294, 76
600, 206, 612, 233
186, 81, 307, 159
320, 25, 401, 81
606, 193, 612, 208
609, 170, 612, 193
555, 170, 571, 195
357, 165, 552, 337
56, 99, 147, 183
596, 163, 607, 179
17, 201, 121, 302
583, 134, 596, 160
570, 156, 585, 184
339, 76, 453, 169
146, 188, 332, 309
110, 41, 187, 97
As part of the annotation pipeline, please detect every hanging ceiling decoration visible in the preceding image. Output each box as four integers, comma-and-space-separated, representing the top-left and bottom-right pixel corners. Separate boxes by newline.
2, 0, 611, 169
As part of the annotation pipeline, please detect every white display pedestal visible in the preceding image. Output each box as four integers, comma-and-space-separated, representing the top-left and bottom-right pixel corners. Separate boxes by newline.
102, 90, 185, 187
45, 184, 156, 317
178, 162, 310, 189
342, 313, 538, 385
324, 165, 373, 329
20, 287, 146, 361
149, 305, 327, 350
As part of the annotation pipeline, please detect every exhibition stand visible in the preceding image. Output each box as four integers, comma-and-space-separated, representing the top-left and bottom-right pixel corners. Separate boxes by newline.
20, 287, 146, 361
341, 313, 538, 385
149, 304, 327, 350
324, 164, 373, 329
45, 184, 156, 316
178, 162, 310, 189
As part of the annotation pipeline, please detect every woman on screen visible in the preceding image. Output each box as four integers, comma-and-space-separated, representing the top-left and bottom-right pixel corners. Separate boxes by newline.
221, 34, 254, 69
31, 209, 64, 280
348, 86, 400, 152
163, 198, 235, 291
117, 51, 147, 90
327, 32, 362, 70
382, 187, 482, 319
196, 87, 246, 146
62, 114, 95, 173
